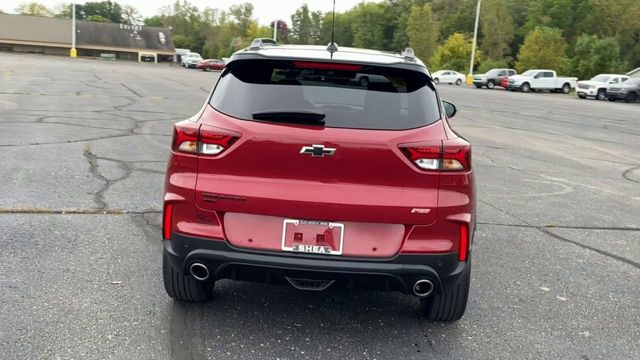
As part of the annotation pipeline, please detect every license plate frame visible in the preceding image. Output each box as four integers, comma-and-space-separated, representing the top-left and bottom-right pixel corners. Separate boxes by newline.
281, 219, 344, 256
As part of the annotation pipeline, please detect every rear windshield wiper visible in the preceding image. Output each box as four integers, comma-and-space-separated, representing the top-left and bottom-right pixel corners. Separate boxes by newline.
251, 110, 326, 125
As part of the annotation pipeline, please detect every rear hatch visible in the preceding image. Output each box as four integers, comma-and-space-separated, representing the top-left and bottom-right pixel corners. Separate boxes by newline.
193, 58, 447, 254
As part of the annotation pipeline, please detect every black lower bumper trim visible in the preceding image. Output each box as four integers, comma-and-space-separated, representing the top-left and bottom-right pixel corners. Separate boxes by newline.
164, 233, 469, 295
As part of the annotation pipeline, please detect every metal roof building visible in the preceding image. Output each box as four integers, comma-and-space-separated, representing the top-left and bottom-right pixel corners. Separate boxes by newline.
0, 13, 174, 61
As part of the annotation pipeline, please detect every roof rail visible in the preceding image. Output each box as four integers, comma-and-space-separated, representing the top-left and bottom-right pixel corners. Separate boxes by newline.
250, 38, 277, 50
401, 47, 416, 62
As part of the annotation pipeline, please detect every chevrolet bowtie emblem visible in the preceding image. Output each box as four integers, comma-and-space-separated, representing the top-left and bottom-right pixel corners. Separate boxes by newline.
300, 144, 336, 157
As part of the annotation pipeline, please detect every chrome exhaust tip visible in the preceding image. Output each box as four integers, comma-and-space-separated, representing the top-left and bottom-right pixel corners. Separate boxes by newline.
189, 262, 210, 281
413, 279, 434, 297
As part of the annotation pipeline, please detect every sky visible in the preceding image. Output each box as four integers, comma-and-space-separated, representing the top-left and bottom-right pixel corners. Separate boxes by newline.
2, 0, 377, 25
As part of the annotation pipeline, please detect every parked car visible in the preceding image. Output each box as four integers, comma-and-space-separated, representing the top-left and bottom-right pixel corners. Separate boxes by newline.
181, 52, 203, 68
197, 59, 225, 71
175, 48, 190, 64
431, 70, 466, 85
352, 73, 389, 87
473, 68, 516, 89
606, 78, 640, 102
162, 42, 475, 322
507, 69, 577, 93
576, 74, 629, 100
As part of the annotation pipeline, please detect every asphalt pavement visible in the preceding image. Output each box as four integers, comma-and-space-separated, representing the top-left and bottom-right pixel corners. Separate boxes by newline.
1, 53, 639, 360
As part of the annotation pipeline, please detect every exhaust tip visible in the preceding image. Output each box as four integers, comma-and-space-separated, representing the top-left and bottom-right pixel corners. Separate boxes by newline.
189, 262, 209, 281
413, 279, 434, 297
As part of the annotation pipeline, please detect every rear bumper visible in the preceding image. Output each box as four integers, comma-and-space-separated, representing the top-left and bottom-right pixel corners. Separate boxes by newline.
164, 233, 469, 295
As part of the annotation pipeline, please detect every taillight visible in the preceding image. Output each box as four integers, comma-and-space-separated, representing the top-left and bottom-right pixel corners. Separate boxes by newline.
172, 121, 239, 156
163, 203, 173, 240
172, 121, 199, 154
458, 223, 469, 262
400, 138, 471, 171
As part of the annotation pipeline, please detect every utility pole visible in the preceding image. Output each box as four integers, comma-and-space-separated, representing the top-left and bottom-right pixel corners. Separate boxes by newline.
70, 1, 77, 57
467, 0, 481, 85
273, 20, 278, 42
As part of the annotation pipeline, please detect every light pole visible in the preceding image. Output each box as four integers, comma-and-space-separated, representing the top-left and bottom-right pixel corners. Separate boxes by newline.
70, 1, 77, 57
467, 0, 481, 85
273, 19, 278, 42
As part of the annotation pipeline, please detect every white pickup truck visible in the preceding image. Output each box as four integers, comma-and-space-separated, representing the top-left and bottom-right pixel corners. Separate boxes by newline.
507, 69, 577, 94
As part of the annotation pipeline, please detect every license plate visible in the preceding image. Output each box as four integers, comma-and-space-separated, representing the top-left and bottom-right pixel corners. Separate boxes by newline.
281, 219, 344, 255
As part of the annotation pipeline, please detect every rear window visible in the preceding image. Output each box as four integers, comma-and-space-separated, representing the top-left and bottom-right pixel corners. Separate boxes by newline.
210, 59, 441, 130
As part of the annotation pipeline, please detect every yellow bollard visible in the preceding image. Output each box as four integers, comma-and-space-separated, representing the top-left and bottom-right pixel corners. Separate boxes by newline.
466, 74, 474, 85
70, 48, 77, 58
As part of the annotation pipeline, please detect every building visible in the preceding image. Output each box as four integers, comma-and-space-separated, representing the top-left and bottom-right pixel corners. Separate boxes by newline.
0, 13, 174, 62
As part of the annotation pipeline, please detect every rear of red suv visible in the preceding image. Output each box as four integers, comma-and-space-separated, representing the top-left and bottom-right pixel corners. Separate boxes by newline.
162, 43, 475, 321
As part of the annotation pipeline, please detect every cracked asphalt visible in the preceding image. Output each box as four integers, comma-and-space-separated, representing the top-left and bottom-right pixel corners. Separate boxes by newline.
1, 52, 639, 360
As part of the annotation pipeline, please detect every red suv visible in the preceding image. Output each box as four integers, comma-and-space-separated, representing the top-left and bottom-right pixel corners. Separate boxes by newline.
162, 41, 476, 321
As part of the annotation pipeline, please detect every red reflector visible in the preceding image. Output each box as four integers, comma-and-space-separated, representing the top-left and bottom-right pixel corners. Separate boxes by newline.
458, 224, 469, 261
163, 203, 173, 240
292, 61, 363, 71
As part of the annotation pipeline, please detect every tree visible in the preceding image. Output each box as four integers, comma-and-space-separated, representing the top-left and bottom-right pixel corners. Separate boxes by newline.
290, 4, 312, 44
351, 2, 388, 50
430, 0, 476, 41
79, 1, 123, 23
319, 11, 353, 46
585, 0, 640, 69
122, 5, 142, 26
572, 35, 623, 79
228, 3, 253, 32
407, 3, 438, 63
431, 32, 480, 72
516, 27, 568, 72
15, 2, 53, 16
385, 0, 427, 51
270, 20, 289, 42
480, 0, 515, 62
524, 0, 591, 43
86, 15, 110, 22
143, 16, 164, 27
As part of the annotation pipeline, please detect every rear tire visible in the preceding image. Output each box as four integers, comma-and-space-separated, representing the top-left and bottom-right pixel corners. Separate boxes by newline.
455, 79, 462, 85
486, 80, 495, 89
596, 89, 606, 100
420, 262, 471, 322
163, 250, 214, 302
561, 83, 571, 94
433, 78, 440, 84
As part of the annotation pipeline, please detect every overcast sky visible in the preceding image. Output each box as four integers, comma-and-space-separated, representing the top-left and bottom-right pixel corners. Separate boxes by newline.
2, 1, 376, 24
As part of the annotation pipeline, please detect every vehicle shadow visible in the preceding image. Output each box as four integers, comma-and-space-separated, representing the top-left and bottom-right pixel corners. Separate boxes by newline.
168, 280, 475, 360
